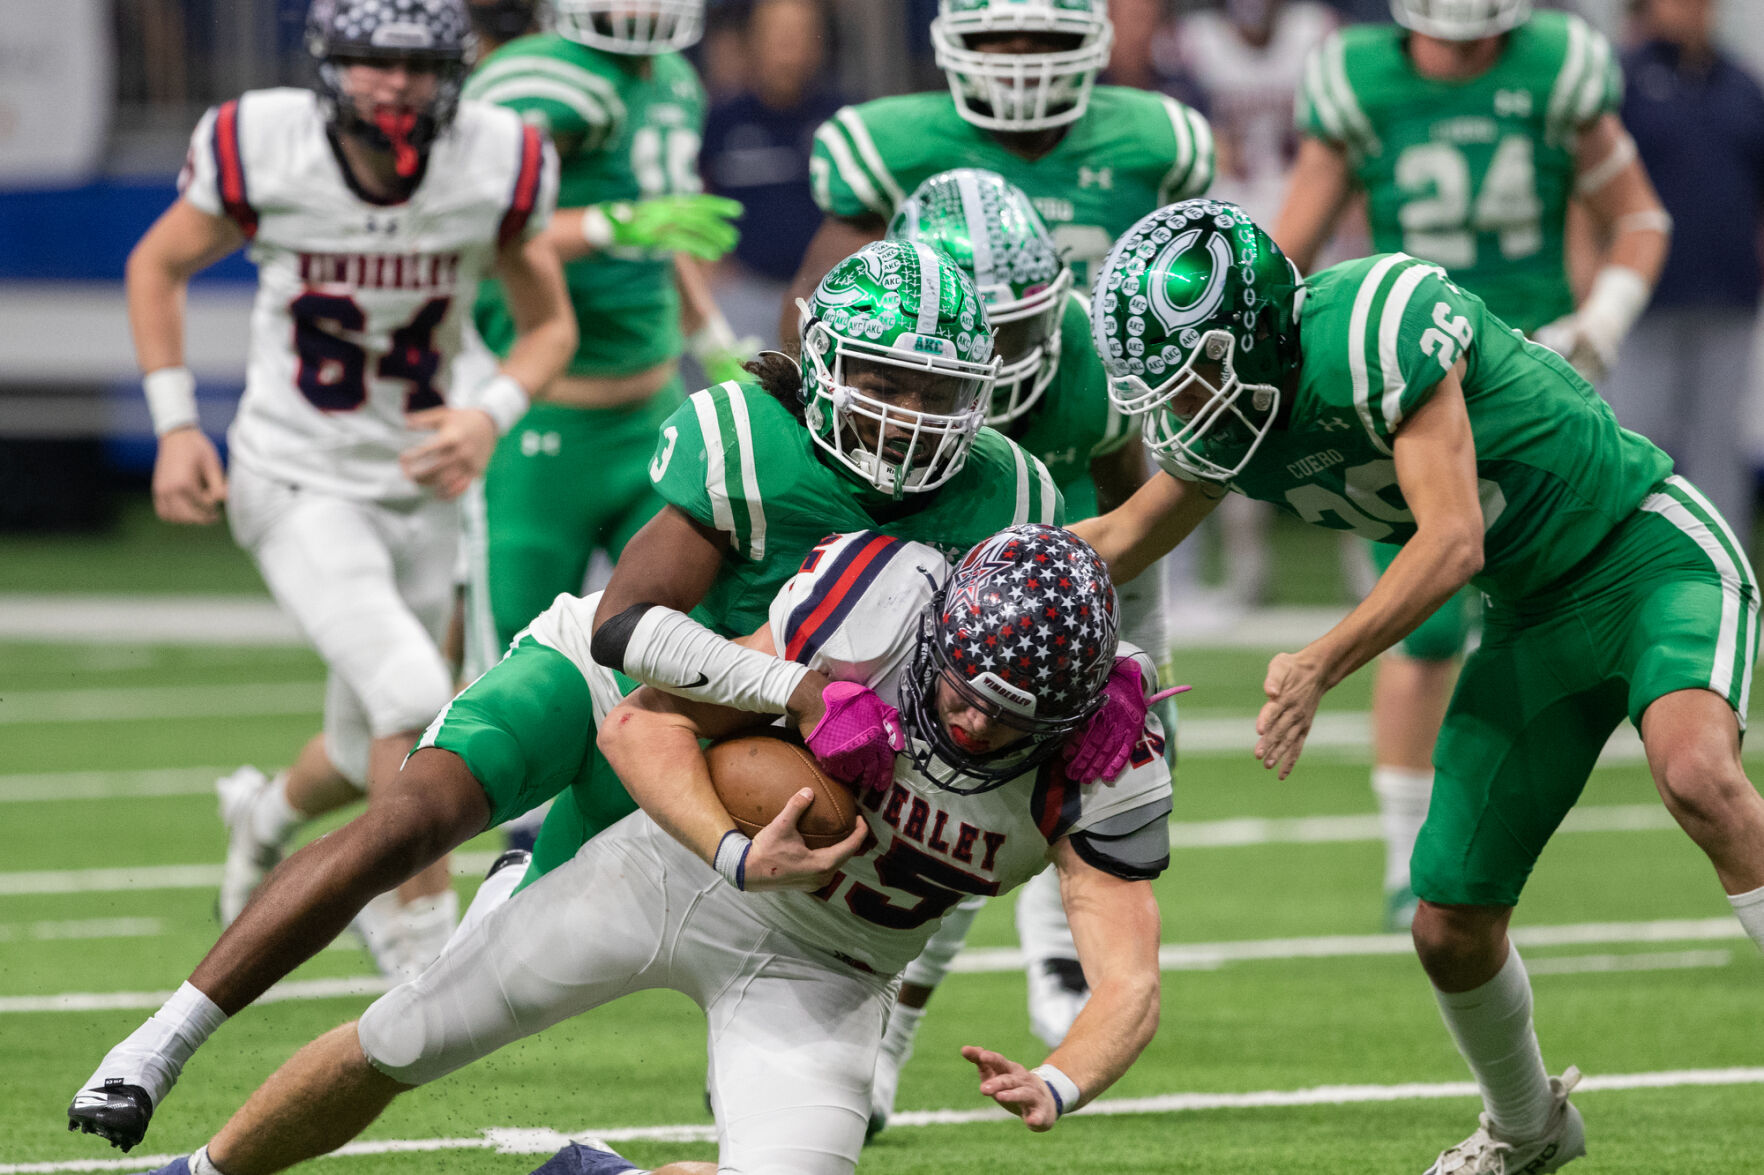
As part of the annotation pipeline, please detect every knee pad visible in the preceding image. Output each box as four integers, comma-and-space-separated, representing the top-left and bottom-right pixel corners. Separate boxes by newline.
357, 985, 447, 1087
361, 642, 454, 738
323, 677, 372, 790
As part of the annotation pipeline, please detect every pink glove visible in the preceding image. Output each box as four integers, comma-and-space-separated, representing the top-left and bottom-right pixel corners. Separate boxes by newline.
1063, 658, 1151, 785
806, 681, 904, 794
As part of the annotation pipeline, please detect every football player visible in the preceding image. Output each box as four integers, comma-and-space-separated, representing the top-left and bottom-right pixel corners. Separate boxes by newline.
1080, 200, 1764, 1174
457, 0, 751, 685
64, 241, 1142, 1152
1273, 0, 1672, 930
129, 524, 1171, 1175
868, 166, 1152, 1131
785, 0, 1215, 333
64, 0, 576, 1151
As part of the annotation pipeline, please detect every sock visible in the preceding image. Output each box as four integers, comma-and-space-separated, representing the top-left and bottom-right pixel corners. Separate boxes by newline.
1730, 883, 1764, 950
1014, 866, 1077, 964
250, 771, 303, 847
1433, 947, 1553, 1142
81, 982, 229, 1107
1371, 766, 1433, 891
190, 1145, 225, 1175
396, 889, 460, 979
878, 1001, 926, 1068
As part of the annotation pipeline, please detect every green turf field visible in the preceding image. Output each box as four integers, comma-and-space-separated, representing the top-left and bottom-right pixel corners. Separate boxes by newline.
2, 498, 1761, 1173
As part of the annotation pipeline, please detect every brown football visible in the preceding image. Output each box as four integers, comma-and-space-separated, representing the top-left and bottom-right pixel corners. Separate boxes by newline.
706, 733, 859, 849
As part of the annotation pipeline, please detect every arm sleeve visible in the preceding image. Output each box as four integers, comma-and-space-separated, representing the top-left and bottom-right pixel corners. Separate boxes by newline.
1353, 258, 1477, 450
810, 106, 900, 219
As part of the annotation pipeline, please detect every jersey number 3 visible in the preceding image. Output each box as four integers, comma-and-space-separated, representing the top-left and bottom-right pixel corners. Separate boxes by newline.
290, 293, 449, 413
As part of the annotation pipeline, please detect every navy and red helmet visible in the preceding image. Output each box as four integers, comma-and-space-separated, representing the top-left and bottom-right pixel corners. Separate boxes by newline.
902, 523, 1119, 793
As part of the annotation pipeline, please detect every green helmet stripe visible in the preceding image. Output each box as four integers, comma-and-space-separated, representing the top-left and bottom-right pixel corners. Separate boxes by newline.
1346, 252, 1409, 455
721, 382, 769, 564
1375, 259, 1444, 436
954, 169, 998, 290
813, 121, 889, 216
911, 241, 944, 335
834, 107, 905, 208
688, 389, 741, 548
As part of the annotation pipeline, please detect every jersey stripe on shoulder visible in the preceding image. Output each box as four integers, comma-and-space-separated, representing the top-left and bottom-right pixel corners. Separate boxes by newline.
1030, 760, 1084, 842
834, 107, 905, 208
1570, 18, 1617, 125
212, 100, 257, 238
1157, 98, 1214, 203
469, 55, 625, 125
1544, 15, 1605, 144
1029, 450, 1058, 524
721, 382, 768, 564
687, 387, 736, 536
1375, 258, 1447, 435
1302, 35, 1380, 158
814, 118, 889, 217
497, 125, 547, 246
1346, 254, 1412, 455
784, 532, 912, 663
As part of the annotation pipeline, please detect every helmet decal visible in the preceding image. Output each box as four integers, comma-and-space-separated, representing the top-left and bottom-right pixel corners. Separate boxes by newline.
1148, 228, 1234, 335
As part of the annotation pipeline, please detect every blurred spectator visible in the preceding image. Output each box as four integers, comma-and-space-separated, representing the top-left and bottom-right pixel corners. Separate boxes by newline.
700, 0, 844, 347
1604, 0, 1764, 550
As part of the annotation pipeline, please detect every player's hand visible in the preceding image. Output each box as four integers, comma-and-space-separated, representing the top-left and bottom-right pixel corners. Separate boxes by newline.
962, 1046, 1060, 1132
584, 194, 744, 261
741, 789, 867, 892
694, 333, 761, 385
1531, 314, 1612, 384
400, 406, 497, 500
1255, 650, 1328, 779
1061, 657, 1149, 784
152, 427, 227, 525
804, 681, 904, 794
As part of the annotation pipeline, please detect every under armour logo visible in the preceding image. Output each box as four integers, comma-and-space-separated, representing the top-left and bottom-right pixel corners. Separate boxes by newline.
365, 215, 400, 236
1494, 89, 1532, 118
1320, 417, 1349, 431
1078, 166, 1114, 190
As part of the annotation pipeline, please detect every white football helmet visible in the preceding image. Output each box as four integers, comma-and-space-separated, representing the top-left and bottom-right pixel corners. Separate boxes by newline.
930, 0, 1114, 132
552, 0, 702, 54
1388, 0, 1530, 41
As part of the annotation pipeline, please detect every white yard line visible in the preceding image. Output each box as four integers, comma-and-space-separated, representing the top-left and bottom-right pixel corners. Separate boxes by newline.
0, 683, 322, 725
0, 853, 499, 897
0, 596, 299, 646
2, 917, 1745, 1014
12, 1066, 1764, 1173
1525, 949, 1733, 976
0, 918, 161, 942
0, 768, 233, 803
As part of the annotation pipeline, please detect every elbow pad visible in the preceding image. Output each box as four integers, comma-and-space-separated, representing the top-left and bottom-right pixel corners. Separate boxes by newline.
595, 602, 808, 714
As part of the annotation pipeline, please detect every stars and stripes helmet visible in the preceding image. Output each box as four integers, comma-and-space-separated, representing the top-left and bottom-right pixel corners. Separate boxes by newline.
930, 0, 1115, 132
552, 0, 704, 54
305, 0, 472, 175
797, 240, 1000, 499
902, 524, 1119, 793
888, 168, 1072, 428
1388, 0, 1530, 40
1091, 199, 1302, 484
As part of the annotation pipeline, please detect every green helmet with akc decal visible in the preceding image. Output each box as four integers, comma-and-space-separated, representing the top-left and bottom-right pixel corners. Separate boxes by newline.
1090, 199, 1302, 483
797, 240, 1000, 498
887, 168, 1071, 427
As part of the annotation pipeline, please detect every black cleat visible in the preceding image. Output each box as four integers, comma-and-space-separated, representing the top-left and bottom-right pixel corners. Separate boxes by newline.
1043, 956, 1089, 996
67, 1080, 153, 1152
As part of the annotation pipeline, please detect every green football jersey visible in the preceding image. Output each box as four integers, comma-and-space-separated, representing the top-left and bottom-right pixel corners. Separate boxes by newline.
651, 380, 1065, 636
1182, 254, 1671, 603
466, 33, 707, 376
811, 87, 1213, 289
1295, 11, 1621, 332
1003, 292, 1137, 520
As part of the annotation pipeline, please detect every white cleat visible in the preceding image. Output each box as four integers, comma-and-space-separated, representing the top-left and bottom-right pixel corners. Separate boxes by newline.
215, 766, 283, 927
1425, 1068, 1586, 1174
1026, 956, 1090, 1048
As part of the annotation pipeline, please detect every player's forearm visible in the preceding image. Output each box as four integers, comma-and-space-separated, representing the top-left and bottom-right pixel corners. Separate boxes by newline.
1069, 471, 1220, 585
498, 312, 575, 402
674, 254, 715, 337
535, 207, 598, 263
125, 251, 192, 375
1040, 970, 1159, 1110
598, 705, 734, 863
1088, 441, 1150, 517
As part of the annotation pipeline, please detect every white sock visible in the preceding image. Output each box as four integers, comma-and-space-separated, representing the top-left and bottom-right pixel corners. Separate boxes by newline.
878, 1001, 926, 1067
250, 771, 303, 847
1730, 883, 1764, 950
396, 889, 460, 979
190, 1144, 226, 1175
1014, 866, 1077, 964
1371, 766, 1433, 891
81, 982, 228, 1107
1433, 947, 1553, 1142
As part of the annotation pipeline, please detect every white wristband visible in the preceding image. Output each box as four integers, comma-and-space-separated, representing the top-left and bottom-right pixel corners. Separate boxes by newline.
687, 314, 738, 360
623, 605, 810, 713
1031, 1064, 1080, 1118
580, 203, 620, 250
473, 373, 530, 436
143, 366, 200, 437
1578, 265, 1652, 360
713, 829, 752, 890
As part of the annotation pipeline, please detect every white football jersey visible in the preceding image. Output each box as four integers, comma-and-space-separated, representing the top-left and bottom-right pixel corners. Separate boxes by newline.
179, 88, 558, 501
1171, 4, 1336, 223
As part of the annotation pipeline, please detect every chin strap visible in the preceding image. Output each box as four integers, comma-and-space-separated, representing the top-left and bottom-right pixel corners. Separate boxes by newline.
375, 109, 421, 178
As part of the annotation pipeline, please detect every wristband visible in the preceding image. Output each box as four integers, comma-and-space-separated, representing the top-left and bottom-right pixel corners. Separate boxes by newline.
580, 203, 624, 250
1031, 1064, 1080, 1118
687, 314, 739, 360
713, 829, 752, 890
1577, 265, 1652, 359
143, 366, 200, 437
473, 373, 530, 436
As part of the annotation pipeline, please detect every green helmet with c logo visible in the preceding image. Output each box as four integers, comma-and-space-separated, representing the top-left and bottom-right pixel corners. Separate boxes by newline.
797, 240, 999, 498
1090, 199, 1302, 483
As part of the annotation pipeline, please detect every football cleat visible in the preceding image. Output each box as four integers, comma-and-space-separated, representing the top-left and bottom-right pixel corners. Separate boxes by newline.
530, 1137, 639, 1175
1425, 1068, 1586, 1174
66, 1080, 154, 1152
215, 766, 284, 927
1026, 957, 1090, 1048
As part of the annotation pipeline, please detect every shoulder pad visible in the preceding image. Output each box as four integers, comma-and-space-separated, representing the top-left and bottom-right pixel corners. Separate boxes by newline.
768, 531, 948, 686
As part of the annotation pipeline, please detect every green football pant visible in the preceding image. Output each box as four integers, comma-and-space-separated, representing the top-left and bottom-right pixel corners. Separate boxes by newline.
1410, 477, 1758, 908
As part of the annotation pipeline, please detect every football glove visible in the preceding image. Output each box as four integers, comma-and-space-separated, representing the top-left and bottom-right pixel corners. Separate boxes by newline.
1532, 264, 1651, 384
687, 315, 761, 385
581, 194, 743, 261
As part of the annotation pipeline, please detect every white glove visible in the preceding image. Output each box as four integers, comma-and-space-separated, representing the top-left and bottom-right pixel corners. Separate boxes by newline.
1533, 265, 1651, 384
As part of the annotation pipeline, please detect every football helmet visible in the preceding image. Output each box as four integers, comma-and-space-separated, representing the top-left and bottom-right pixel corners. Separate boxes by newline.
887, 169, 1071, 428
930, 0, 1114, 132
797, 240, 999, 498
1388, 0, 1530, 41
901, 524, 1119, 794
552, 0, 703, 54
305, 0, 472, 175
1090, 199, 1302, 484
467, 0, 541, 42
